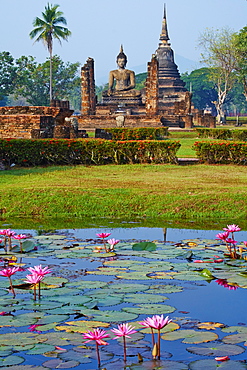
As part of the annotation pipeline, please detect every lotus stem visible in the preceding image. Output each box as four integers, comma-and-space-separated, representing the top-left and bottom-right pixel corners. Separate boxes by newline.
123, 335, 127, 362
33, 284, 37, 301
8, 276, 15, 297
151, 327, 155, 347
95, 342, 101, 367
38, 281, 41, 299
157, 328, 161, 359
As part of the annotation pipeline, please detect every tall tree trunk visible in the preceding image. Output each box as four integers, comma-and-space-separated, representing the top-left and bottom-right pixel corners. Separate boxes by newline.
49, 49, 52, 103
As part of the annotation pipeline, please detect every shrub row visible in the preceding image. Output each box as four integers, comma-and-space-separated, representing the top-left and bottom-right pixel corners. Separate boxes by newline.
104, 127, 169, 140
193, 141, 247, 164
196, 128, 247, 141
0, 138, 181, 167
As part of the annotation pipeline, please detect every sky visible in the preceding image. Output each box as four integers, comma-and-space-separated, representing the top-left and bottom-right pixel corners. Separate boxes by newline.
1, 0, 247, 85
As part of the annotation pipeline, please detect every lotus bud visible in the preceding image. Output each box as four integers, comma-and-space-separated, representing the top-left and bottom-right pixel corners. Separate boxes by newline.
152, 343, 158, 359
137, 353, 143, 362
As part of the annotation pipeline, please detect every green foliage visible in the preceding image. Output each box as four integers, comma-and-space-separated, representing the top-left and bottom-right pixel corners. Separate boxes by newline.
135, 72, 147, 90
196, 128, 247, 141
0, 52, 17, 100
15, 55, 80, 106
193, 140, 247, 164
181, 68, 217, 112
0, 138, 181, 167
233, 26, 247, 99
104, 127, 169, 140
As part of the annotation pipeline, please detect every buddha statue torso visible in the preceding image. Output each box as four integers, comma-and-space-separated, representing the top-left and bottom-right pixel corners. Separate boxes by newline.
102, 46, 142, 104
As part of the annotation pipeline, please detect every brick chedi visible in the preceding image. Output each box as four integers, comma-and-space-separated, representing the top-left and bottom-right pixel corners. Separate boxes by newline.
155, 6, 191, 117
81, 58, 96, 115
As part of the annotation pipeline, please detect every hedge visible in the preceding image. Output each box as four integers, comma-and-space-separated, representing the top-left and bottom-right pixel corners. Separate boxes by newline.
193, 141, 247, 164
104, 127, 169, 140
0, 138, 181, 167
196, 128, 247, 141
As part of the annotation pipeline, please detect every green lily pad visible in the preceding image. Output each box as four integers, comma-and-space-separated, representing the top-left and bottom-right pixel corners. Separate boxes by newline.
86, 267, 127, 275
222, 326, 247, 333
26, 343, 55, 355
58, 350, 93, 363
84, 294, 123, 307
117, 271, 152, 280
161, 329, 218, 343
188, 359, 247, 369
187, 343, 245, 356
148, 284, 183, 294
37, 314, 70, 325
66, 280, 108, 289
107, 283, 150, 293
132, 242, 157, 251
42, 358, 80, 368
0, 332, 48, 346
123, 293, 168, 304
87, 309, 138, 322
129, 360, 188, 369
0, 355, 24, 367
103, 260, 145, 267
222, 333, 247, 345
122, 303, 176, 315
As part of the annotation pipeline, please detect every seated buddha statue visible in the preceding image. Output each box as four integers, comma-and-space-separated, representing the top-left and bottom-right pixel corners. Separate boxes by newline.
102, 46, 142, 104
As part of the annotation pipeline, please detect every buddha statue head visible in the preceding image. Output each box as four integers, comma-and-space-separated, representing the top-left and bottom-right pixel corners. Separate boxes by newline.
116, 45, 127, 68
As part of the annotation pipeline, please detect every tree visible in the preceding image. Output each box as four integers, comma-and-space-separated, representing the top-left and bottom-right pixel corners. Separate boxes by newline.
233, 26, 247, 100
181, 68, 217, 114
15, 55, 80, 106
29, 3, 71, 102
0, 52, 17, 100
198, 27, 238, 122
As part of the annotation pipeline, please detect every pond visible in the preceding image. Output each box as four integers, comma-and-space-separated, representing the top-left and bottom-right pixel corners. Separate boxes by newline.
0, 224, 246, 369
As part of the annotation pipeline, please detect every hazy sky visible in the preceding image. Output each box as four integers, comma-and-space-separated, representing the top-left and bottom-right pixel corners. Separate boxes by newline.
1, 0, 246, 84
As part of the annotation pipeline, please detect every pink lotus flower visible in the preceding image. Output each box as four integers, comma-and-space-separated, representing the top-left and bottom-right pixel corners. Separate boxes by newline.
13, 234, 27, 240
216, 279, 238, 290
83, 328, 110, 367
111, 323, 137, 361
25, 274, 43, 285
139, 315, 172, 359
0, 267, 19, 297
25, 273, 43, 301
223, 224, 241, 233
27, 265, 51, 277
225, 238, 237, 245
107, 238, 120, 250
111, 323, 137, 339
216, 231, 230, 241
83, 328, 110, 345
96, 232, 111, 239
0, 267, 19, 277
215, 356, 230, 361
243, 241, 247, 247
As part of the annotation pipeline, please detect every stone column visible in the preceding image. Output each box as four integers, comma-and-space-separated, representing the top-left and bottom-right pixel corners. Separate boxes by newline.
81, 58, 96, 115
145, 55, 159, 116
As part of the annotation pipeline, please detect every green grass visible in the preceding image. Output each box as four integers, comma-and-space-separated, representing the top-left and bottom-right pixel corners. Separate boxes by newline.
1, 164, 247, 228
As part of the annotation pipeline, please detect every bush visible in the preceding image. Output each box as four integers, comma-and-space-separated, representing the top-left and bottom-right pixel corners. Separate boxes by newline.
0, 138, 181, 167
196, 128, 247, 141
104, 127, 169, 141
193, 141, 247, 164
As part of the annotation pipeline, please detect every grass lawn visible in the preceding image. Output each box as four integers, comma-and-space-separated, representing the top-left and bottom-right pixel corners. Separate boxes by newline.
1, 164, 247, 228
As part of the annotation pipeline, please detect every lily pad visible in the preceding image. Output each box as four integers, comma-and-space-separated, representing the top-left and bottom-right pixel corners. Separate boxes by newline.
129, 360, 189, 369
148, 284, 183, 294
123, 293, 168, 304
188, 359, 247, 369
42, 358, 81, 368
161, 329, 218, 343
132, 242, 157, 251
187, 343, 245, 356
122, 303, 176, 315
26, 343, 55, 355
107, 283, 150, 293
86, 309, 138, 322
0, 355, 24, 367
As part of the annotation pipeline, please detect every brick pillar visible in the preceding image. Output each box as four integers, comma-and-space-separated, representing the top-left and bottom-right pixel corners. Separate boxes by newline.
81, 58, 96, 115
184, 115, 193, 129
145, 55, 159, 116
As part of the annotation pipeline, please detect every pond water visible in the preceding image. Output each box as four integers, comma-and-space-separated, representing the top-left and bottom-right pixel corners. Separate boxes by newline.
0, 225, 246, 369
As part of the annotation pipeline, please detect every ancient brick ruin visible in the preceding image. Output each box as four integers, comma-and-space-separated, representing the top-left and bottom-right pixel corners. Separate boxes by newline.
0, 7, 215, 140
77, 7, 215, 131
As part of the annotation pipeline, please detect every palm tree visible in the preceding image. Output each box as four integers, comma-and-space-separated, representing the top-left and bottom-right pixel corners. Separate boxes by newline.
29, 3, 71, 102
